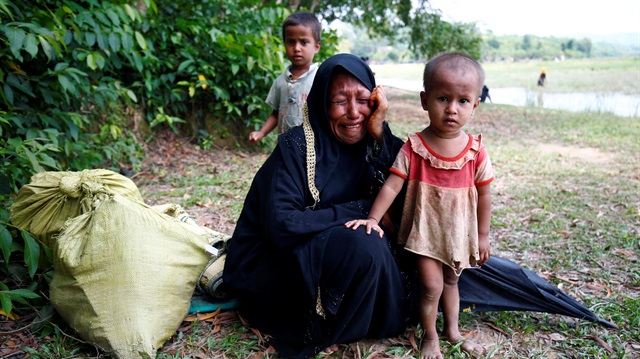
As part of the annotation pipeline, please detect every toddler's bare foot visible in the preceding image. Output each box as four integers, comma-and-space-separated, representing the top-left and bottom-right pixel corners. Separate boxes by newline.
420, 338, 443, 359
450, 336, 486, 357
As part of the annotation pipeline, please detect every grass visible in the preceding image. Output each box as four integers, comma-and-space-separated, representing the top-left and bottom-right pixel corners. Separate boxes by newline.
18, 60, 640, 358
122, 94, 640, 358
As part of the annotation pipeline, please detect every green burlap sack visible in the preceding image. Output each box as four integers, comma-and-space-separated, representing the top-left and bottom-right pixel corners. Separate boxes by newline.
153, 204, 233, 302
50, 194, 210, 359
9, 169, 143, 246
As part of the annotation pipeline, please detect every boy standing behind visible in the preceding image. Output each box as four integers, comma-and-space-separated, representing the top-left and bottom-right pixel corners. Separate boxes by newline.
249, 12, 322, 143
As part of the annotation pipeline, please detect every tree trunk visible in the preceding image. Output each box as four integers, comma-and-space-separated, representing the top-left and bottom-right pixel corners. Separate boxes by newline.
288, 0, 301, 11
309, 0, 321, 12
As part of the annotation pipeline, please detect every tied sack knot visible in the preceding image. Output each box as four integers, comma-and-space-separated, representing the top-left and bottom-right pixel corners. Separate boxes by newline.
59, 173, 106, 199
58, 175, 83, 198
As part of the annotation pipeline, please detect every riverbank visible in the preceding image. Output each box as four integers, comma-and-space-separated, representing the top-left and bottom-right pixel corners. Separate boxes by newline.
372, 57, 640, 117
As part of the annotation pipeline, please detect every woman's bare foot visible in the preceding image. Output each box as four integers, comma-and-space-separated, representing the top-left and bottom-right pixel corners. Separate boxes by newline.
322, 344, 339, 354
420, 338, 443, 359
450, 336, 486, 357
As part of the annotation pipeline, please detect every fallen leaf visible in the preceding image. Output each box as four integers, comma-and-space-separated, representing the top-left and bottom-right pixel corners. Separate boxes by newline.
212, 324, 221, 334
554, 276, 579, 285
408, 329, 418, 351
462, 329, 478, 339
183, 306, 221, 322
614, 248, 637, 258
178, 323, 194, 332
484, 321, 508, 335
249, 327, 264, 343
586, 335, 614, 353
197, 197, 213, 208
0, 310, 17, 320
364, 349, 385, 359
547, 333, 566, 341
586, 281, 612, 297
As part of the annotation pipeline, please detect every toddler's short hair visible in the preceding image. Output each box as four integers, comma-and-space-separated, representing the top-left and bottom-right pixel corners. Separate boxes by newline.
282, 12, 322, 44
423, 52, 485, 97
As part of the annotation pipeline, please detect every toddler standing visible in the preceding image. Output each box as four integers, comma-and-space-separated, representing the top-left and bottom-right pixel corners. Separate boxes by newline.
346, 52, 494, 358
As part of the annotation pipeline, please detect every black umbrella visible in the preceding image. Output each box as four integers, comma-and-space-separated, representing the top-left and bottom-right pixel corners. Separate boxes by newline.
458, 256, 617, 328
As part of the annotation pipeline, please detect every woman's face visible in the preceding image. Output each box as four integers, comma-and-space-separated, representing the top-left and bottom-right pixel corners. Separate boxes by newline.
326, 71, 373, 145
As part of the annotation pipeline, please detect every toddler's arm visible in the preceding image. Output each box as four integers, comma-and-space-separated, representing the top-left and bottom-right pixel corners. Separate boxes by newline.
477, 183, 492, 264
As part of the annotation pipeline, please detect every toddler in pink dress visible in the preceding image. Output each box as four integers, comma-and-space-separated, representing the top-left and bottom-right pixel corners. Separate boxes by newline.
346, 52, 494, 359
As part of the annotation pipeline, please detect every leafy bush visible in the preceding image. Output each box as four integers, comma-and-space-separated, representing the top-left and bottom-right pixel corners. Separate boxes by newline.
0, 0, 341, 320
0, 0, 147, 192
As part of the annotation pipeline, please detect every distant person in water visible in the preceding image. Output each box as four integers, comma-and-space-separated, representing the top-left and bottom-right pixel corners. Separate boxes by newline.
537, 68, 546, 107
537, 67, 546, 87
480, 85, 492, 103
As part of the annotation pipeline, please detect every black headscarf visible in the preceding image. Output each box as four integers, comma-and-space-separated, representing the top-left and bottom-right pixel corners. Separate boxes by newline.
304, 54, 378, 199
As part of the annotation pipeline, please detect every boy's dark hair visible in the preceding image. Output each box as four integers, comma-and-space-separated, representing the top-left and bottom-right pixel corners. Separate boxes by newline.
282, 12, 322, 43
422, 52, 485, 96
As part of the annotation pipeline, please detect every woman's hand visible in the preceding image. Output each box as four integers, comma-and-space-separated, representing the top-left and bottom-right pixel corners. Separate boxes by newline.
345, 218, 384, 238
367, 85, 388, 144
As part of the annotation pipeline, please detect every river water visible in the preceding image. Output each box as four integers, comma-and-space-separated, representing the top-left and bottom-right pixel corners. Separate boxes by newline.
376, 78, 640, 118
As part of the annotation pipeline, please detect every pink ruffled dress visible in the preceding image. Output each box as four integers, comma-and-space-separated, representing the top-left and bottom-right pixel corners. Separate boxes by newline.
390, 132, 494, 275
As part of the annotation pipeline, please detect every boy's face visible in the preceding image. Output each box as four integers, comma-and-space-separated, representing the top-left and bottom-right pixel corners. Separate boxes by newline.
420, 67, 481, 138
283, 24, 320, 70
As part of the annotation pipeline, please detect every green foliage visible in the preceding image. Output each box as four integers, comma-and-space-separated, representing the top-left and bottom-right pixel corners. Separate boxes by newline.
0, 203, 48, 319
139, 1, 288, 130
309, 0, 484, 60
0, 0, 149, 192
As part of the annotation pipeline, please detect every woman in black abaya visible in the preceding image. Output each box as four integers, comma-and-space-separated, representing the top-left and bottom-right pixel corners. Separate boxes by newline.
223, 54, 416, 358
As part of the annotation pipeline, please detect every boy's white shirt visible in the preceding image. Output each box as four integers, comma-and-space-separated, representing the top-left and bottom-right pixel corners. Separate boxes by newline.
265, 63, 319, 134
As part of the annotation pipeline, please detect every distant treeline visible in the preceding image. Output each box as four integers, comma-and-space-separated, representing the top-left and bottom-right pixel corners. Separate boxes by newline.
347, 30, 639, 63
481, 34, 639, 61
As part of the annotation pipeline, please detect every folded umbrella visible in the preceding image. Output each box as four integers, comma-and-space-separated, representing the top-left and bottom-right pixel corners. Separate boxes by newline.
458, 256, 617, 328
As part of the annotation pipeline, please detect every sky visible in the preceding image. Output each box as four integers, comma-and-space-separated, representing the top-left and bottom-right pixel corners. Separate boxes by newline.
427, 0, 640, 37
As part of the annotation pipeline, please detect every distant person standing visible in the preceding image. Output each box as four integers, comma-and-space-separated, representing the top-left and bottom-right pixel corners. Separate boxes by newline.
537, 67, 546, 108
480, 85, 492, 103
537, 67, 547, 87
